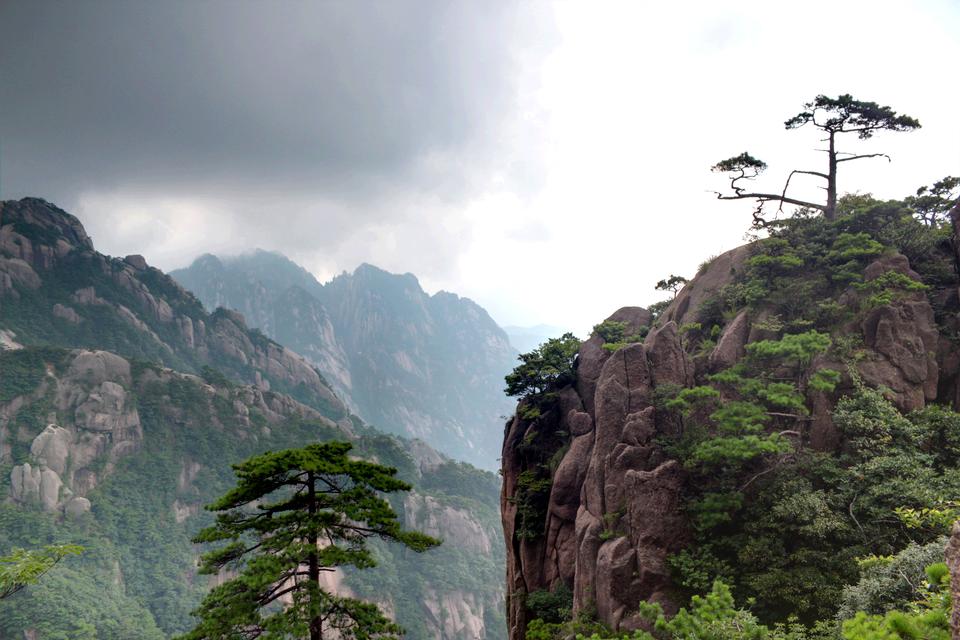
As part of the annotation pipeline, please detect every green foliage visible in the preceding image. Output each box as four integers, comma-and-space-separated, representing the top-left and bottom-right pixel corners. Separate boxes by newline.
0, 544, 83, 599
641, 580, 768, 640
599, 508, 627, 541
0, 506, 165, 640
712, 152, 768, 174
909, 405, 960, 470
690, 434, 790, 468
526, 584, 574, 624
809, 369, 842, 393
837, 539, 948, 621
0, 366, 504, 638
594, 320, 628, 343
178, 441, 439, 640
904, 176, 959, 227
840, 561, 950, 640
511, 470, 554, 541
656, 275, 689, 296
0, 347, 69, 403
648, 299, 673, 322
854, 271, 929, 308
711, 191, 953, 338
506, 333, 582, 400
745, 331, 832, 368
595, 320, 648, 352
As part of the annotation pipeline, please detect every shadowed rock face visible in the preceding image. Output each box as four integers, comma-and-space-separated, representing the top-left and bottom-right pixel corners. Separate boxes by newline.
501, 244, 960, 639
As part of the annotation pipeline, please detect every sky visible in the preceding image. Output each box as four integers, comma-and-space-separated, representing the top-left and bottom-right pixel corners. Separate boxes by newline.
1, 1, 958, 336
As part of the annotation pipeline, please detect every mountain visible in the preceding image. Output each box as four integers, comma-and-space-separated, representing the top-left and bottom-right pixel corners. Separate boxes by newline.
0, 198, 505, 639
171, 251, 517, 470
499, 197, 960, 638
502, 324, 571, 354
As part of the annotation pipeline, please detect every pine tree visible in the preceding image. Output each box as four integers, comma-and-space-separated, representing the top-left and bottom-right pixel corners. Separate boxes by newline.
177, 440, 440, 640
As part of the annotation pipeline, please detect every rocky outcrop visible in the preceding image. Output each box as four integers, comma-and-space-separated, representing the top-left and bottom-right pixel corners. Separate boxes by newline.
4, 350, 142, 514
502, 244, 960, 639
1, 198, 507, 638
503, 307, 694, 637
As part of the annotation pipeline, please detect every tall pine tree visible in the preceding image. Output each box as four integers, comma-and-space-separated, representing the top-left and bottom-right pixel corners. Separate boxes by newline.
177, 440, 439, 640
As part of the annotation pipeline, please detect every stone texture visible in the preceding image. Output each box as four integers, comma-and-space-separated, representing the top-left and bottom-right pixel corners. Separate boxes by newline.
661, 245, 751, 327
710, 309, 750, 370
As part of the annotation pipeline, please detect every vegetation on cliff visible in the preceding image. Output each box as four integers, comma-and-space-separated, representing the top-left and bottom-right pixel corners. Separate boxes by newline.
504, 104, 960, 639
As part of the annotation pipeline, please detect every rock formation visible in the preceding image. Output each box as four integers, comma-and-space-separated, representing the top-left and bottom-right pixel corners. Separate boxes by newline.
502, 242, 960, 639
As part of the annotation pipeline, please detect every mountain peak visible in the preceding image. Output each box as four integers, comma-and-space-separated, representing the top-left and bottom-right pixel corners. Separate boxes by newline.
0, 197, 94, 252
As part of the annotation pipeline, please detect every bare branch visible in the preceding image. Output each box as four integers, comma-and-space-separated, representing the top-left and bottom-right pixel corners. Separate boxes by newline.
714, 191, 825, 211
777, 170, 829, 214
836, 153, 891, 164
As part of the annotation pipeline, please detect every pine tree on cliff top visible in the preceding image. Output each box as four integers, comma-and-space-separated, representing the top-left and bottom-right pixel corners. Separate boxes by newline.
712, 94, 920, 228
177, 441, 439, 640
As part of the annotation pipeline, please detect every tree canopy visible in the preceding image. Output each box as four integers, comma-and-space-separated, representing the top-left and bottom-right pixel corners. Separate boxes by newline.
0, 544, 83, 600
505, 333, 581, 401
655, 275, 689, 297
177, 440, 439, 640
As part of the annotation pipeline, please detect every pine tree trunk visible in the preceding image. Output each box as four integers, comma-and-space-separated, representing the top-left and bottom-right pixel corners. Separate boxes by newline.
308, 471, 321, 640
825, 131, 838, 220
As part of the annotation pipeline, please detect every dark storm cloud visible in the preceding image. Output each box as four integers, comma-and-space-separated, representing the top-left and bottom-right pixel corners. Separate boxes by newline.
0, 1, 556, 205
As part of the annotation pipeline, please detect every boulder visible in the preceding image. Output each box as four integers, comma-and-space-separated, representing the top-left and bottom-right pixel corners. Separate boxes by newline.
710, 309, 750, 370
646, 322, 693, 388
124, 254, 148, 270
30, 425, 73, 477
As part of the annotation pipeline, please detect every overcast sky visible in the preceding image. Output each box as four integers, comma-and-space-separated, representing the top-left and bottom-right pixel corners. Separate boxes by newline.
2, 1, 958, 335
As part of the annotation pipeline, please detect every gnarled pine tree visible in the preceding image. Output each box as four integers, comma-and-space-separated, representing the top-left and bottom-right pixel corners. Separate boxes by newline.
713, 94, 920, 227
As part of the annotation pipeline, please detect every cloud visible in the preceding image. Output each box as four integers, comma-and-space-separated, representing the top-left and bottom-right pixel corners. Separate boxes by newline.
2, 1, 958, 335
0, 1, 557, 261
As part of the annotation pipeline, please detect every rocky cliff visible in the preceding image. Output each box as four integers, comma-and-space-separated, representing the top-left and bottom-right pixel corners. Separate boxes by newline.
501, 200, 960, 638
171, 251, 517, 469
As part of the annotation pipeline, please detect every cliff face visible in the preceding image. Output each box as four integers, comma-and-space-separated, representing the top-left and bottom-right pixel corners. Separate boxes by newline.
172, 251, 517, 469
501, 235, 960, 638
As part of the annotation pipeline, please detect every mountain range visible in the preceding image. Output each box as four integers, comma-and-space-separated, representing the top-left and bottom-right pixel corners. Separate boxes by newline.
170, 251, 518, 470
